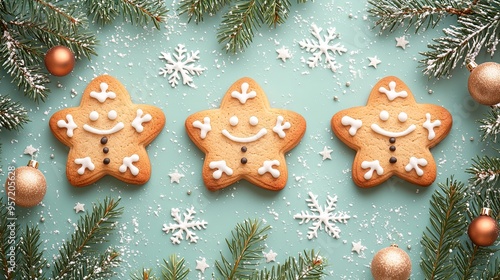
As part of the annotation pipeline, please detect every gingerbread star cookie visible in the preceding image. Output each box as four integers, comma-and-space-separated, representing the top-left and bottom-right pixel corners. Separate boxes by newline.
331, 76, 452, 188
49, 75, 165, 187
185, 77, 306, 191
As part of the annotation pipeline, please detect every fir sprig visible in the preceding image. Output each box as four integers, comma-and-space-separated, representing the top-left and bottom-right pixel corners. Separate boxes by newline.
478, 106, 500, 142
467, 156, 500, 187
367, 0, 500, 78
252, 250, 325, 280
179, 0, 311, 53
52, 197, 123, 280
216, 219, 270, 279
18, 226, 47, 280
0, 94, 29, 131
420, 178, 468, 280
453, 240, 496, 279
161, 255, 189, 280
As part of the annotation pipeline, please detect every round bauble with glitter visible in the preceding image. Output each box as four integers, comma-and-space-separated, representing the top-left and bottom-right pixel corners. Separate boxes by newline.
371, 244, 411, 280
468, 207, 499, 247
44, 45, 75, 76
467, 61, 500, 105
4, 160, 47, 208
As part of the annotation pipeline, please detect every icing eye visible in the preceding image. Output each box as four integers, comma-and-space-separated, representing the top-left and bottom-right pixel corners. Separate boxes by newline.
229, 116, 239, 126
398, 112, 408, 122
89, 111, 99, 121
379, 110, 389, 121
108, 110, 117, 120
249, 116, 258, 126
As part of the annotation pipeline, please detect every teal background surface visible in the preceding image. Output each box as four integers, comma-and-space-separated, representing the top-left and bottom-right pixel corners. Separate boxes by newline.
1, 1, 498, 278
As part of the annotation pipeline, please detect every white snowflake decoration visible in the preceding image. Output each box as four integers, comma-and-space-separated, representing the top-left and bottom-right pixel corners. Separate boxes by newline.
162, 207, 207, 244
299, 24, 347, 72
294, 192, 350, 239
159, 44, 205, 88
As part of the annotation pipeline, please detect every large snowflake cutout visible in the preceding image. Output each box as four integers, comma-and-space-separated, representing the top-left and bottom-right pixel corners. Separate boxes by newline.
159, 44, 205, 88
293, 192, 350, 240
299, 23, 347, 72
162, 207, 207, 244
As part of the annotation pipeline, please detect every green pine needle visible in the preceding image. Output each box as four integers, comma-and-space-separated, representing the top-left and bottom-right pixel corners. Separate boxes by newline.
18, 226, 48, 280
216, 219, 270, 279
0, 95, 30, 131
52, 197, 123, 280
420, 178, 468, 280
130, 268, 158, 280
478, 106, 500, 143
467, 155, 500, 188
252, 250, 326, 280
161, 255, 190, 280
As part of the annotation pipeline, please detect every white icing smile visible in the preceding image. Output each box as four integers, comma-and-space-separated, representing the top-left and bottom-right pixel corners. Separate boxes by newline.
371, 123, 416, 138
83, 122, 125, 135
222, 128, 267, 143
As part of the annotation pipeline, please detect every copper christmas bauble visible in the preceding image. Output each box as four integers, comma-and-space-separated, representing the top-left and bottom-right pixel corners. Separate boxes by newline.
468, 207, 499, 247
44, 45, 75, 76
467, 61, 500, 105
4, 160, 47, 208
371, 245, 411, 280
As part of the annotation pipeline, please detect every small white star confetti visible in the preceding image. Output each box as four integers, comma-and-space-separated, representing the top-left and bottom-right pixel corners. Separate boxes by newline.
276, 46, 292, 62
351, 241, 366, 254
395, 36, 409, 50
368, 56, 381, 68
264, 250, 278, 263
168, 171, 185, 184
23, 145, 38, 156
319, 146, 333, 160
195, 257, 210, 273
74, 202, 85, 213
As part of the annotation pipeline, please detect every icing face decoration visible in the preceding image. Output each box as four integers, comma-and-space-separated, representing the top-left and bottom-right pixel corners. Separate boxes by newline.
331, 76, 452, 188
49, 75, 166, 187
185, 77, 306, 191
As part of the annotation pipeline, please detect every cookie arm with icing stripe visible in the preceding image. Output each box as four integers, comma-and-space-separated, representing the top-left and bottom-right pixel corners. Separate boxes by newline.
269, 109, 306, 152
417, 103, 453, 148
130, 104, 166, 145
331, 106, 367, 150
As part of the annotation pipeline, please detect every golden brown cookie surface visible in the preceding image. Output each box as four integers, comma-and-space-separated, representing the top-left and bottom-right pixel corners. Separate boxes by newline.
332, 76, 452, 188
185, 77, 306, 191
49, 75, 165, 187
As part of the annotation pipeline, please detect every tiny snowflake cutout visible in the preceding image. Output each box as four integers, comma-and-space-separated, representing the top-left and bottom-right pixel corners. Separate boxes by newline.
162, 207, 207, 244
159, 44, 205, 88
294, 192, 350, 239
299, 23, 347, 72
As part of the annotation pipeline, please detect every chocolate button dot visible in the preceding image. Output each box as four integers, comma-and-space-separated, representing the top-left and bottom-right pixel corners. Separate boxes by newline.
103, 158, 110, 164
241, 146, 247, 152
241, 157, 247, 164
389, 137, 396, 144
101, 137, 108, 144
389, 157, 397, 163
103, 147, 109, 153
389, 145, 396, 152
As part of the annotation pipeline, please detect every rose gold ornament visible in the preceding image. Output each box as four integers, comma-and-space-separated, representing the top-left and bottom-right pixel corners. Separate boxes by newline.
468, 207, 499, 247
371, 244, 411, 280
44, 45, 75, 76
467, 61, 500, 105
4, 160, 47, 208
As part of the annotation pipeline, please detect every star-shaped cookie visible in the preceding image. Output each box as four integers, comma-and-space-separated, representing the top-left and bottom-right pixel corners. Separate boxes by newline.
49, 75, 165, 187
331, 76, 452, 188
185, 77, 306, 191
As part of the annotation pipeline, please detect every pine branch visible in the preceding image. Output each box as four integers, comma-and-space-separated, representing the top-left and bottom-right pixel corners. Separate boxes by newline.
130, 268, 158, 280
420, 178, 468, 280
160, 255, 189, 280
251, 250, 325, 280
76, 249, 120, 280
467, 156, 500, 188
368, 0, 474, 33
215, 219, 270, 279
217, 0, 263, 54
0, 197, 16, 280
52, 198, 123, 280
0, 94, 29, 131
420, 1, 500, 78
178, 0, 231, 23
483, 259, 500, 279
478, 106, 500, 143
117, 0, 168, 30
261, 0, 292, 28
17, 226, 47, 280
454, 241, 496, 280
